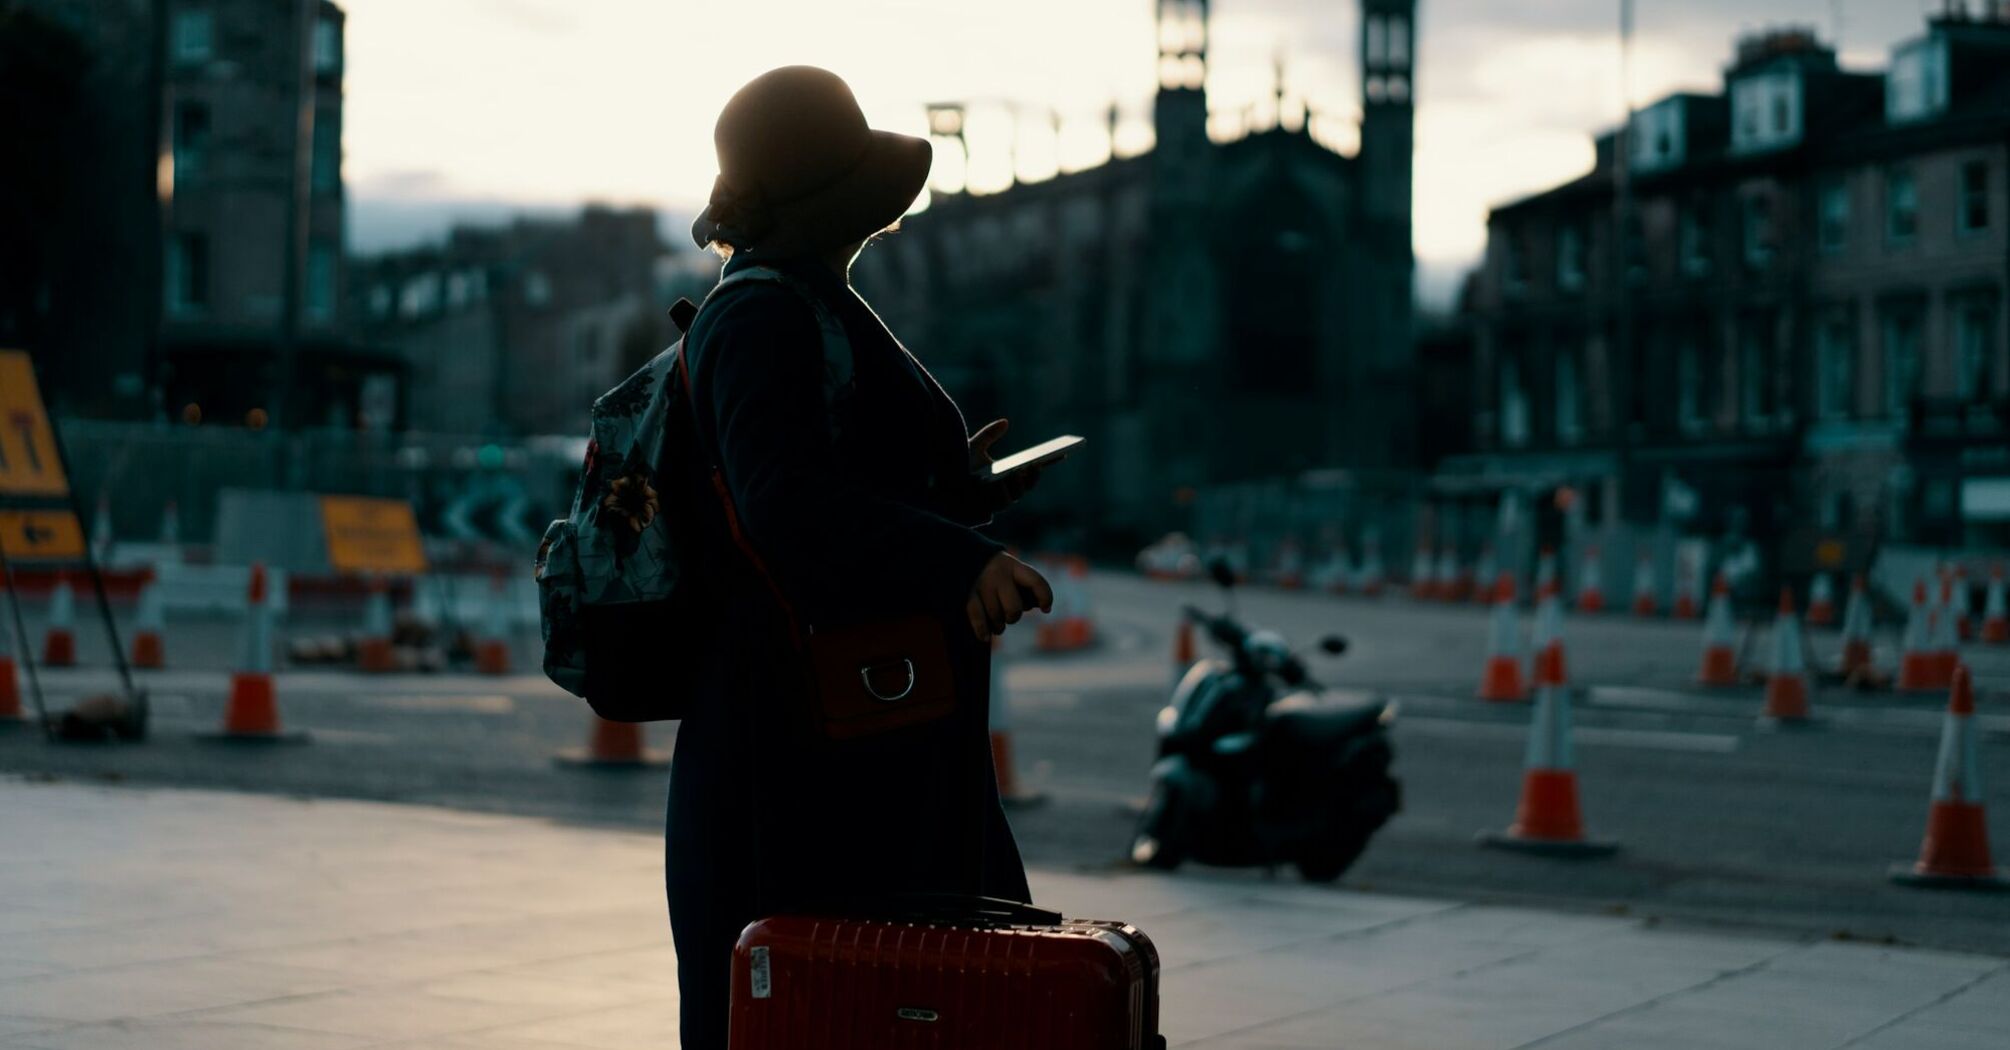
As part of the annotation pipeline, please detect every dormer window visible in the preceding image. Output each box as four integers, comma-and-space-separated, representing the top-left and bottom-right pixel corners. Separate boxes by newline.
1887, 36, 1948, 124
1730, 72, 1801, 153
1557, 225, 1585, 292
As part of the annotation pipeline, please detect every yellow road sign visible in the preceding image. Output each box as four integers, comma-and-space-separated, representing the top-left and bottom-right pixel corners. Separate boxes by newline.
0, 351, 70, 498
320, 495, 428, 575
0, 508, 85, 562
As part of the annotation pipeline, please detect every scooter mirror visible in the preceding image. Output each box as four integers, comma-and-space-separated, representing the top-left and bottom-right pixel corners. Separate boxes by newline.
1207, 558, 1237, 590
1318, 635, 1349, 655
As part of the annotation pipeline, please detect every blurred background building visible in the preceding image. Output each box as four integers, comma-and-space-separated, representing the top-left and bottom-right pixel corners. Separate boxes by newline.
855, 0, 1418, 543
1443, 5, 2010, 569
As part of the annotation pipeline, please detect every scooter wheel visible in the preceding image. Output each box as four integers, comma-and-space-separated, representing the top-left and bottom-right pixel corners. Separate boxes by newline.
1131, 781, 1188, 871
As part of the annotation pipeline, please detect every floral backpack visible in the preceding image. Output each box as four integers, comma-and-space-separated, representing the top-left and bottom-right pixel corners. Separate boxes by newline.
535, 266, 853, 720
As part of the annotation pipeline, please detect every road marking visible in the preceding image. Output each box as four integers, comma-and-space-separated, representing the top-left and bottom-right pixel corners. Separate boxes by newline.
354, 694, 516, 715
1399, 716, 1740, 754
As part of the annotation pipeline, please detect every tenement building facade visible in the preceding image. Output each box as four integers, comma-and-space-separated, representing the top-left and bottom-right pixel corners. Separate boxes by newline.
1452, 10, 2010, 561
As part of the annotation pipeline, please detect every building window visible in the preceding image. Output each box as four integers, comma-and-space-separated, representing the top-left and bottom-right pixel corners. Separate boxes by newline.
1816, 315, 1854, 420
306, 241, 336, 322
1387, 16, 1409, 65
311, 116, 339, 193
1886, 167, 1918, 244
1886, 37, 1948, 124
1555, 350, 1582, 443
1680, 207, 1711, 277
1741, 196, 1771, 269
166, 233, 209, 316
1677, 342, 1706, 434
1959, 161, 1989, 235
172, 101, 210, 181
1365, 15, 1386, 66
523, 270, 552, 307
1818, 177, 1848, 253
172, 10, 213, 65
1500, 358, 1529, 448
1740, 318, 1777, 429
1955, 297, 1997, 402
313, 17, 342, 75
1882, 307, 1921, 419
1500, 231, 1527, 296
1556, 226, 1585, 292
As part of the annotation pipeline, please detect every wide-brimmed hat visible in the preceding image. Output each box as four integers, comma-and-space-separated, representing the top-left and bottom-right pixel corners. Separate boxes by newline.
690, 66, 931, 257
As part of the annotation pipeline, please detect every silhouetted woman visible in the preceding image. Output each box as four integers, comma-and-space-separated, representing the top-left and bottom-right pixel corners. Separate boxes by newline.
669, 66, 1053, 1049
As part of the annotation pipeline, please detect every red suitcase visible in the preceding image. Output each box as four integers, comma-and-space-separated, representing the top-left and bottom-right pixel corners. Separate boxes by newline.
727, 897, 1164, 1049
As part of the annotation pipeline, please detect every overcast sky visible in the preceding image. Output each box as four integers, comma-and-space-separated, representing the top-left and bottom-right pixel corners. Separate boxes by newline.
340, 0, 1937, 301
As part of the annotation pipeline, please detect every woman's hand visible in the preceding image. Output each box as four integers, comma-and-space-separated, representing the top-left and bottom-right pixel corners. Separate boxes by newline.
965, 419, 1052, 514
964, 552, 1053, 642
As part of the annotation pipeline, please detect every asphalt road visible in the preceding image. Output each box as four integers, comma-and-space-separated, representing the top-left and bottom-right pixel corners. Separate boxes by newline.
6, 571, 2010, 956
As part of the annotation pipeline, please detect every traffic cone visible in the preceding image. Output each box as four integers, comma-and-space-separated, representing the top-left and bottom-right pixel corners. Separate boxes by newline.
1471, 544, 1497, 607
1672, 549, 1700, 620
1890, 665, 2006, 890
1535, 546, 1558, 596
1358, 534, 1386, 597
1318, 544, 1352, 595
1806, 572, 1836, 627
1839, 573, 1875, 677
1477, 573, 1528, 703
1982, 563, 2008, 644
1951, 566, 1975, 642
1479, 643, 1617, 857
41, 572, 76, 667
130, 571, 166, 669
1409, 544, 1435, 600
474, 569, 512, 675
1529, 574, 1566, 685
989, 637, 1044, 807
1931, 574, 1961, 687
553, 715, 670, 768
202, 563, 305, 743
356, 576, 396, 673
1630, 552, 1657, 617
1172, 617, 1197, 688
1760, 588, 1813, 724
1272, 538, 1305, 590
1575, 545, 1605, 613
0, 618, 21, 723
1696, 572, 1739, 687
1898, 578, 1946, 693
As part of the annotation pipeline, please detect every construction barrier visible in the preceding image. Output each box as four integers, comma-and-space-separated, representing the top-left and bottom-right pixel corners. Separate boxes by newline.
1478, 643, 1617, 857
1477, 573, 1527, 703
200, 563, 305, 743
553, 716, 670, 768
1890, 666, 2005, 890
1760, 588, 1813, 724
1696, 572, 1739, 687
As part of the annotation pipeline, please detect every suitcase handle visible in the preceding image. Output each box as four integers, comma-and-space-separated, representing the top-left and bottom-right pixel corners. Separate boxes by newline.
856, 893, 1064, 928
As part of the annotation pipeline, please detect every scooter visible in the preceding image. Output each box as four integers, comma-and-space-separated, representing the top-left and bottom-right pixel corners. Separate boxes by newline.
1131, 560, 1400, 882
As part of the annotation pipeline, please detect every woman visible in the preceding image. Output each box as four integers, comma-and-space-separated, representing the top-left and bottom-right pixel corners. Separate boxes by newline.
669, 66, 1055, 1048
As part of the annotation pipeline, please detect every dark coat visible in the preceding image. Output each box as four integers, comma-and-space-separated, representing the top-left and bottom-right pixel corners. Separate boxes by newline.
666, 253, 1031, 1049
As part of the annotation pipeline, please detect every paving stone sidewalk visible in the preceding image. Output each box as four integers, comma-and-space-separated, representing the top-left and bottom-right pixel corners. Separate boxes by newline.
1, 777, 2005, 1049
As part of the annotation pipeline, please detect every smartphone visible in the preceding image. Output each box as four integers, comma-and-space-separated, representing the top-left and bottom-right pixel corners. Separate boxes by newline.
988, 435, 1084, 479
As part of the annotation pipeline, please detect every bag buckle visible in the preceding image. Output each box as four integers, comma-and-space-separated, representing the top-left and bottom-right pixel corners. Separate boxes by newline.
860, 659, 917, 703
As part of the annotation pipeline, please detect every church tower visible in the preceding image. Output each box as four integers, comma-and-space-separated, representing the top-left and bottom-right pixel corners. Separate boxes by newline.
1349, 0, 1418, 468
1152, 0, 1211, 209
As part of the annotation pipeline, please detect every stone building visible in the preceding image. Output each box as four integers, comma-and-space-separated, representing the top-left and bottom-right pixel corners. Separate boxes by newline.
1451, 9, 2010, 566
853, 0, 1418, 542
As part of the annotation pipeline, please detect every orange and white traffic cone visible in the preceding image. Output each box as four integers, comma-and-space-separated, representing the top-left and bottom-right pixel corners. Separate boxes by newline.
1839, 573, 1875, 677
356, 576, 396, 673
554, 715, 670, 768
202, 563, 305, 743
1035, 556, 1096, 652
1898, 579, 1946, 693
1479, 643, 1617, 857
130, 570, 166, 669
1630, 552, 1657, 617
1696, 571, 1739, 687
1529, 574, 1566, 686
1931, 574, 1961, 688
1806, 572, 1837, 627
1272, 538, 1305, 590
1575, 545, 1605, 613
1760, 587, 1813, 724
1477, 573, 1528, 703
1409, 544, 1436, 601
1172, 616, 1197, 688
0, 618, 21, 723
1672, 548, 1700, 620
1358, 535, 1386, 597
1982, 563, 2009, 645
989, 637, 1044, 808
1534, 546, 1558, 597
1317, 544, 1352, 596
1951, 566, 1975, 643
41, 572, 76, 667
1434, 546, 1462, 602
1890, 665, 2005, 890
474, 569, 512, 675
1471, 544, 1497, 607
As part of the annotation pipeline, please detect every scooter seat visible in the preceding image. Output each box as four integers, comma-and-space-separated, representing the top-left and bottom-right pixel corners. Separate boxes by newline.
1264, 694, 1388, 748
